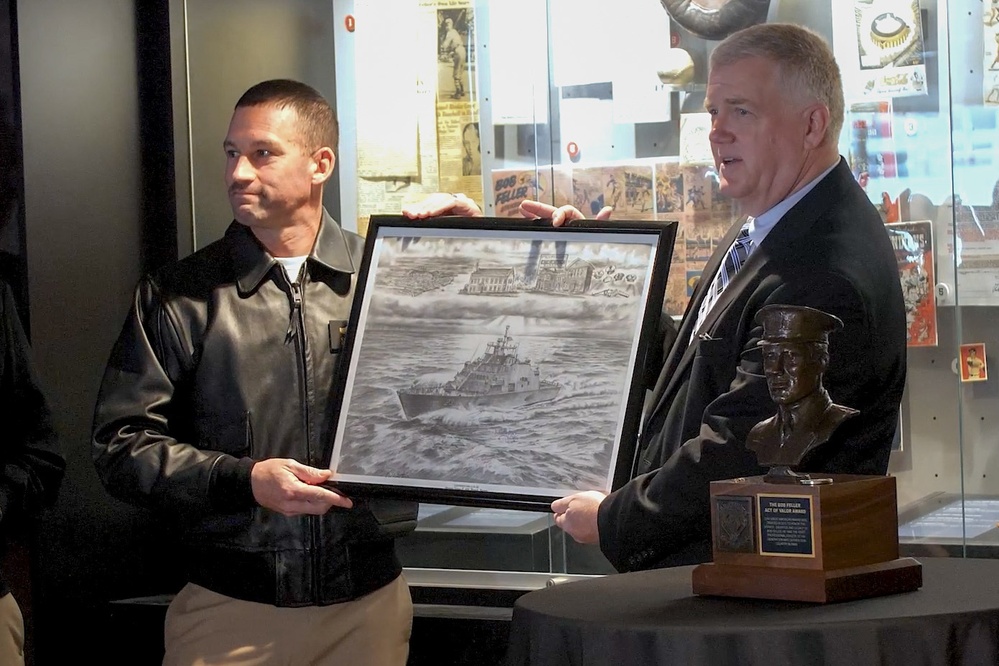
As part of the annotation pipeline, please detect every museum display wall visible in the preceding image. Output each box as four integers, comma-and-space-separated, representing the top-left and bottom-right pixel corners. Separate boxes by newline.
322, 0, 999, 573
169, 0, 999, 581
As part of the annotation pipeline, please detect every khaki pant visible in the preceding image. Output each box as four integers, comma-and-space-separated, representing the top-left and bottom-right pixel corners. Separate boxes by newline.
0, 592, 25, 666
163, 575, 411, 666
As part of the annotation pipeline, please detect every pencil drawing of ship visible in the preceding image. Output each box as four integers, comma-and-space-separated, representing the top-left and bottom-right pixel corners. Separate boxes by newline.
396, 326, 561, 418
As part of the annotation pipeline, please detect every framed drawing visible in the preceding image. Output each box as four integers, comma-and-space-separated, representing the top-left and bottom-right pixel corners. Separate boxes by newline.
328, 215, 676, 510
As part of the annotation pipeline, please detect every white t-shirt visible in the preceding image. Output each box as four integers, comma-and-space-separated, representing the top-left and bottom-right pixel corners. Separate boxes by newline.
275, 256, 308, 283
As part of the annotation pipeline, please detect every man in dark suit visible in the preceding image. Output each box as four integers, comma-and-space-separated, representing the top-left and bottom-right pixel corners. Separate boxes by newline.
548, 23, 906, 571
401, 23, 905, 573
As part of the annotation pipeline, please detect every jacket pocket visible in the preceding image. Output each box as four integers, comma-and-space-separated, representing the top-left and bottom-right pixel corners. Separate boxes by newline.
194, 410, 252, 458
343, 499, 418, 542
690, 337, 738, 397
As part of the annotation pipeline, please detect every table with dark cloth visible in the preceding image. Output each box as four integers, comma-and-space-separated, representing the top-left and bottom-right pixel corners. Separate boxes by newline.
506, 558, 999, 666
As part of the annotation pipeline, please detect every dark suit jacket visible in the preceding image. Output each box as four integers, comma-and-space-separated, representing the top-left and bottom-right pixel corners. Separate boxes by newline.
597, 159, 906, 572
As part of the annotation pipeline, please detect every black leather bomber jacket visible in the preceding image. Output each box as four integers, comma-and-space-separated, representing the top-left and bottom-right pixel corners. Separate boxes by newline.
92, 212, 416, 607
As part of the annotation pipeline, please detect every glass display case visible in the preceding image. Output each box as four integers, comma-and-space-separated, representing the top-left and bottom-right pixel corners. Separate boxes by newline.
328, 0, 999, 577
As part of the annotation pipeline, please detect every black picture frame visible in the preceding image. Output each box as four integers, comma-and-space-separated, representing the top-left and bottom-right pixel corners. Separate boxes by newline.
328, 215, 676, 511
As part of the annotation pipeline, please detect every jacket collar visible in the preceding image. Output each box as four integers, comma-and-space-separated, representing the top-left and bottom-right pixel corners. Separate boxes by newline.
229, 208, 357, 294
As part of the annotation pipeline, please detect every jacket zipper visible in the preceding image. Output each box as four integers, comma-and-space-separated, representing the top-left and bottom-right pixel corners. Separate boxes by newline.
285, 283, 302, 343
288, 276, 322, 605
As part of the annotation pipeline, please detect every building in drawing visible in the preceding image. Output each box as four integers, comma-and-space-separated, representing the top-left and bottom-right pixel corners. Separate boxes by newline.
534, 256, 593, 294
461, 266, 517, 294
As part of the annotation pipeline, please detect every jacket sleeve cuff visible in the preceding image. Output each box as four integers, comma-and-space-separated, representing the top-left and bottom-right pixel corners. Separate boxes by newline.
209, 455, 257, 513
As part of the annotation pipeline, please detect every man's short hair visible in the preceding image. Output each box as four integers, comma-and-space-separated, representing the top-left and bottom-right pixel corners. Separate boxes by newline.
709, 23, 844, 144
236, 79, 338, 156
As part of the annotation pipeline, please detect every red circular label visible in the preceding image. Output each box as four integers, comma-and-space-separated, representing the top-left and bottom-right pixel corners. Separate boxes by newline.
670, 34, 680, 48
566, 142, 579, 158
345, 15, 356, 32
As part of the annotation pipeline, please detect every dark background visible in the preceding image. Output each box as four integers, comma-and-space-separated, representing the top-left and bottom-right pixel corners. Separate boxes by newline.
2, 0, 181, 662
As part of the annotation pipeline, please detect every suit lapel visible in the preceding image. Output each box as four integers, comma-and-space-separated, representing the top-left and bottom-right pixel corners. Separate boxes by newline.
643, 158, 852, 430
646, 216, 745, 414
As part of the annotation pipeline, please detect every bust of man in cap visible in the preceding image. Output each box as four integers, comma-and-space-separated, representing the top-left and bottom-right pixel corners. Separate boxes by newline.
746, 304, 860, 468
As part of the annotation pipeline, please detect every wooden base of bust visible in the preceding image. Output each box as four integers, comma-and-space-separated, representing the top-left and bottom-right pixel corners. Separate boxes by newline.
691, 474, 922, 603
692, 557, 923, 603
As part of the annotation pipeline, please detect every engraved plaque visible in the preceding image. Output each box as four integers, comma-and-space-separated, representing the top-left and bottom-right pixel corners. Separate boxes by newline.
758, 494, 814, 557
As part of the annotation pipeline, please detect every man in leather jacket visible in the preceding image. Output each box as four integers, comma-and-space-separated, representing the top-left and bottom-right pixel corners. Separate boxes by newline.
92, 80, 416, 666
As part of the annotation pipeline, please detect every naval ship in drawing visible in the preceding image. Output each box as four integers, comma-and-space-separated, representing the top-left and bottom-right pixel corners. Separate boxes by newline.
396, 326, 560, 418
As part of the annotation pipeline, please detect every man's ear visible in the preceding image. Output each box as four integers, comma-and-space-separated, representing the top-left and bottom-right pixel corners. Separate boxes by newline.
312, 146, 336, 185
803, 103, 831, 150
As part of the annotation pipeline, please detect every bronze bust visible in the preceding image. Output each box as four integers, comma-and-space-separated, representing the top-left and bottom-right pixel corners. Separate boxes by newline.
746, 304, 859, 469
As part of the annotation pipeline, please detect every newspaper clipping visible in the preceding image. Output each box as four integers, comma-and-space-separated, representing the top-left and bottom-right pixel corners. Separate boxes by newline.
491, 167, 573, 218
886, 220, 937, 347
570, 165, 656, 220
352, 0, 482, 233
433, 1, 483, 208
356, 77, 441, 237
437, 101, 483, 200
354, 0, 420, 179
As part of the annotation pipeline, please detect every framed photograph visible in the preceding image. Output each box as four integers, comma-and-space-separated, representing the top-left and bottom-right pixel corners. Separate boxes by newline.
328, 215, 676, 510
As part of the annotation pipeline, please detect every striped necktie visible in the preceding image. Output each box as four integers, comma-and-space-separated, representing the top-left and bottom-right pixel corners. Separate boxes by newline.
694, 221, 754, 333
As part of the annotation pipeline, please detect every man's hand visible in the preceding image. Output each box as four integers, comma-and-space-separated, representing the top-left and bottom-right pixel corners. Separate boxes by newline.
551, 490, 606, 544
402, 192, 483, 218
519, 200, 613, 227
250, 458, 353, 516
